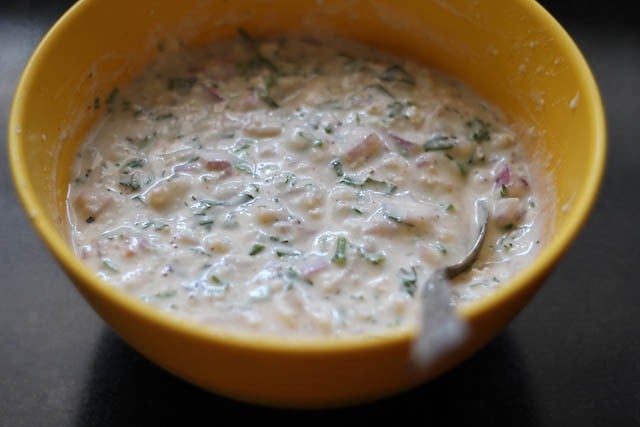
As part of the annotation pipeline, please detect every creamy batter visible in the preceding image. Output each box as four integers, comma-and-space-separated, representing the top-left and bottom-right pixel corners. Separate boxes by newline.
68, 33, 545, 338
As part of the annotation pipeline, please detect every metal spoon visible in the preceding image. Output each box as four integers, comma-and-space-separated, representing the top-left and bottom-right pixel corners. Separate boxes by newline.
411, 200, 489, 367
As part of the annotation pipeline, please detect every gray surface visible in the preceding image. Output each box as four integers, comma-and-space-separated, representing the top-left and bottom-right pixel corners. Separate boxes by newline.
1, 1, 639, 425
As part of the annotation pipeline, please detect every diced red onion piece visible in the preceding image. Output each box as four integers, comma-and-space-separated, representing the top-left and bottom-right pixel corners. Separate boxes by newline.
203, 159, 232, 172
299, 258, 330, 279
496, 166, 511, 186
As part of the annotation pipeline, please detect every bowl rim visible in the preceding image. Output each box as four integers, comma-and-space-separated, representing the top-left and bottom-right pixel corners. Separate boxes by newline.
8, 0, 606, 353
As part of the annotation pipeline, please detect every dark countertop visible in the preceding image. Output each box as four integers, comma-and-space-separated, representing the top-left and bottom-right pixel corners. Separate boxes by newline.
1, 1, 638, 425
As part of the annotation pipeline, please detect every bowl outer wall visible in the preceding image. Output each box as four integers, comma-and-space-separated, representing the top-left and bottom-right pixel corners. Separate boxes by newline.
8, 0, 606, 407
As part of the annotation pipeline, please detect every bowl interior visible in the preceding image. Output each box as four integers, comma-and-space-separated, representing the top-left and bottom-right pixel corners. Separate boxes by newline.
9, 0, 605, 407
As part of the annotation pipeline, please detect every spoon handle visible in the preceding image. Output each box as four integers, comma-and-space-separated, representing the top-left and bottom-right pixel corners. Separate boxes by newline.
411, 268, 469, 367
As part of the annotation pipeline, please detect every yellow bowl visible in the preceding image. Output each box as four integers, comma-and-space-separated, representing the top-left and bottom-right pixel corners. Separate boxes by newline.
8, 0, 605, 408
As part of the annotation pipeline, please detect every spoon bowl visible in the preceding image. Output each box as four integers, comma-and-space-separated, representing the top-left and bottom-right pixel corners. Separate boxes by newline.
412, 201, 490, 366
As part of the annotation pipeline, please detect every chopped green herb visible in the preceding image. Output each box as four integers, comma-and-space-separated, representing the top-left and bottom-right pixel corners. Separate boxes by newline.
190, 247, 212, 257
500, 184, 508, 198
298, 131, 324, 147
237, 28, 279, 75
424, 135, 454, 151
237, 27, 255, 44
358, 247, 385, 265
365, 83, 395, 99
106, 87, 119, 109
231, 138, 256, 153
126, 134, 154, 149
168, 76, 197, 95
466, 118, 491, 142
435, 242, 448, 254
330, 159, 344, 177
232, 158, 254, 175
86, 216, 95, 223
379, 65, 416, 86
141, 220, 169, 231
274, 247, 302, 258
102, 259, 119, 272
446, 203, 455, 212
125, 159, 145, 168
399, 267, 417, 296
387, 101, 412, 119
154, 113, 175, 121
199, 220, 214, 231
284, 173, 297, 186
119, 176, 141, 192
249, 244, 266, 256
207, 276, 230, 295
332, 236, 347, 265
259, 86, 279, 108
339, 176, 397, 195
153, 290, 177, 299
383, 212, 415, 227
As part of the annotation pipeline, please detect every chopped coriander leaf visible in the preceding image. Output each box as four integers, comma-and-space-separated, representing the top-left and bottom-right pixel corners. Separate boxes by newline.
231, 138, 256, 153
126, 134, 154, 149
330, 159, 344, 177
363, 177, 397, 194
274, 247, 302, 258
141, 220, 169, 231
168, 76, 197, 94
232, 158, 254, 175
466, 117, 491, 142
339, 177, 361, 189
399, 267, 417, 296
365, 83, 395, 99
154, 113, 175, 121
378, 65, 416, 86
446, 203, 455, 212
125, 159, 145, 168
339, 176, 397, 195
237, 26, 254, 44
434, 241, 448, 254
358, 248, 385, 265
387, 101, 412, 119
249, 244, 266, 256
332, 236, 347, 265
198, 220, 214, 231
153, 290, 177, 298
383, 212, 415, 227
106, 87, 119, 108
298, 131, 324, 147
118, 176, 141, 191
259, 90, 279, 108
500, 184, 508, 197
102, 259, 119, 272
